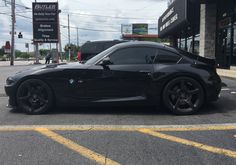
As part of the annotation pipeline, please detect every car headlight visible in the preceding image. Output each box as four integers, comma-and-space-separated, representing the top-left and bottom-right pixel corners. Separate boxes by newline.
6, 77, 15, 85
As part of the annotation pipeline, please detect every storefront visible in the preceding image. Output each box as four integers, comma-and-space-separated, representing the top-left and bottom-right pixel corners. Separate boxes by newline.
158, 0, 236, 69
216, 0, 236, 68
158, 0, 200, 54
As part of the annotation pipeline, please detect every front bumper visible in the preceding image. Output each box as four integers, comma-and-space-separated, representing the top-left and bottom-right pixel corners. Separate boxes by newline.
4, 85, 17, 107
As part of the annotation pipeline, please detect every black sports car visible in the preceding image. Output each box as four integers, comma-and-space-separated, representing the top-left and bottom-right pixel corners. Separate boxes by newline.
5, 41, 221, 115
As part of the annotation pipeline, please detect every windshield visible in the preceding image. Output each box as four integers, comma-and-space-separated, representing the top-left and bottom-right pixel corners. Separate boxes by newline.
85, 46, 115, 65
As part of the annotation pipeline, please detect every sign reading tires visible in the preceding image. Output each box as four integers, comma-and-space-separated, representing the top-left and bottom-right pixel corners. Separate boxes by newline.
32, 2, 58, 43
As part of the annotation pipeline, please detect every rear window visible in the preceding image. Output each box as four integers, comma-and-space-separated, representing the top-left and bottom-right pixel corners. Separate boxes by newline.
154, 49, 181, 64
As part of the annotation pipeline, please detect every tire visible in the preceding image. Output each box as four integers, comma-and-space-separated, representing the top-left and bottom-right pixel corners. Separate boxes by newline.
16, 79, 53, 114
162, 77, 204, 115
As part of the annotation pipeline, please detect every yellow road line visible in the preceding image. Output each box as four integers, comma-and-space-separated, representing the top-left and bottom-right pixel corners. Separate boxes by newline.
35, 128, 121, 165
138, 128, 236, 158
1, 123, 236, 132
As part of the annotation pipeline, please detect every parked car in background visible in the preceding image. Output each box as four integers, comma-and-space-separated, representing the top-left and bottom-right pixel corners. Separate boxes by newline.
5, 41, 221, 115
80, 40, 127, 62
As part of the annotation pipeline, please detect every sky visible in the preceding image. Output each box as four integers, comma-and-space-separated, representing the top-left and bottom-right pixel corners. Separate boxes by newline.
0, 0, 167, 52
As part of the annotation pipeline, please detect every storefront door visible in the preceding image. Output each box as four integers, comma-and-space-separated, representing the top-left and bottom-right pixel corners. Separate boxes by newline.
217, 24, 231, 68
232, 15, 236, 66
215, 1, 236, 68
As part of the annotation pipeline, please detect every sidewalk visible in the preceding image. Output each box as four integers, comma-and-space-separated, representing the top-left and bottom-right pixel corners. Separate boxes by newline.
0, 60, 67, 66
0, 60, 45, 66
217, 69, 236, 79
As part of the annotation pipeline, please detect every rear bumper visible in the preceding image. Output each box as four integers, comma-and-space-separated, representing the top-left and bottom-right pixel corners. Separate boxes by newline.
205, 75, 222, 102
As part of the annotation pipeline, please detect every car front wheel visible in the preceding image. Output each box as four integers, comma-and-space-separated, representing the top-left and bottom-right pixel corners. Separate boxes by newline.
163, 77, 204, 115
16, 79, 53, 114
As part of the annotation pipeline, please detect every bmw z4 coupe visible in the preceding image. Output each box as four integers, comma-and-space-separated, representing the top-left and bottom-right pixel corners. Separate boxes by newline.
5, 41, 221, 115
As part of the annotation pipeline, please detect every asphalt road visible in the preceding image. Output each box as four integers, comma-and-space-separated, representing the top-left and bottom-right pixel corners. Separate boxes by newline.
0, 65, 236, 165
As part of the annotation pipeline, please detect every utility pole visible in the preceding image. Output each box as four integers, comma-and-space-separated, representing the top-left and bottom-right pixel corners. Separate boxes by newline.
34, 0, 40, 64
59, 31, 63, 62
3, 0, 7, 6
68, 14, 71, 61
58, 9, 62, 62
10, 0, 15, 66
76, 27, 79, 47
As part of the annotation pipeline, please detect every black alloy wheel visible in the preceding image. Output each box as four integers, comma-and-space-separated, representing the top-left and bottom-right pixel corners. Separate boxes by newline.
16, 79, 53, 114
163, 77, 204, 115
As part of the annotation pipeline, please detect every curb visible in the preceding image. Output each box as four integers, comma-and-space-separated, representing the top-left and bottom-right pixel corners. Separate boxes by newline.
217, 69, 236, 80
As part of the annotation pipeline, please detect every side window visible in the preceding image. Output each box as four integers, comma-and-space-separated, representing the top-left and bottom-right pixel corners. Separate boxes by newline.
109, 47, 157, 65
155, 49, 181, 64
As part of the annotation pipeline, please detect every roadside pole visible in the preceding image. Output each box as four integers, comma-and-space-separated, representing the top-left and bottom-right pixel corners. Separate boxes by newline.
10, 0, 15, 66
35, 43, 39, 64
77, 27, 79, 47
58, 9, 62, 62
33, 0, 39, 64
68, 14, 71, 62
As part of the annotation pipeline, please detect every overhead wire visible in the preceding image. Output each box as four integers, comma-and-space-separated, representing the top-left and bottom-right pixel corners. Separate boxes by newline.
4, 0, 31, 9
62, 11, 157, 20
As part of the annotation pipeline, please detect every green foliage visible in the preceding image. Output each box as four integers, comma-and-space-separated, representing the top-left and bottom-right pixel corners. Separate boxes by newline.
64, 43, 80, 52
140, 37, 170, 43
19, 52, 30, 59
64, 43, 80, 61
15, 50, 30, 59
0, 46, 34, 60
39, 49, 50, 57
0, 46, 5, 57
15, 50, 22, 58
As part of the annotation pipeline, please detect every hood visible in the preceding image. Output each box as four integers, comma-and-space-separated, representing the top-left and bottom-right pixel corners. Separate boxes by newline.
13, 62, 89, 78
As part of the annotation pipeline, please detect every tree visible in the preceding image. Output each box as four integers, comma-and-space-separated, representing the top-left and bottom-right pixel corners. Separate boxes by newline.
64, 43, 80, 52
64, 43, 80, 61
39, 49, 50, 57
0, 46, 4, 57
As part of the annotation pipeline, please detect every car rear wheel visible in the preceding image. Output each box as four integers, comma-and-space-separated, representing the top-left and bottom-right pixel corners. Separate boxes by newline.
163, 77, 204, 115
16, 79, 53, 114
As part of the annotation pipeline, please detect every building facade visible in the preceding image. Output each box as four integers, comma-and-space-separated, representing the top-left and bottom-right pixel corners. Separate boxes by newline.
158, 0, 236, 69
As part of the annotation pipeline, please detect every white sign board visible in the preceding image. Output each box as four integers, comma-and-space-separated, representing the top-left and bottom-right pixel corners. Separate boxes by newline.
4, 49, 11, 54
148, 24, 158, 35
121, 24, 132, 35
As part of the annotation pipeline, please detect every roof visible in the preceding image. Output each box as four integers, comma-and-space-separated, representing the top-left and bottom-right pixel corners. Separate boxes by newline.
113, 41, 178, 53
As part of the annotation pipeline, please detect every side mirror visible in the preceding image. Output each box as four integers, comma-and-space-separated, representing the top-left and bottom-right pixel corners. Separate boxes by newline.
100, 57, 112, 66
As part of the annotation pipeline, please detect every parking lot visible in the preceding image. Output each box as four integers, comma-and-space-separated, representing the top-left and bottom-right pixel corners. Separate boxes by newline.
1, 124, 236, 165
1, 65, 236, 165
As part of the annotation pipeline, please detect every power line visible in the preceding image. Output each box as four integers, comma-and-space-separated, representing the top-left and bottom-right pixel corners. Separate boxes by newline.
4, 0, 31, 9
0, 12, 11, 15
4, 11, 120, 33
16, 13, 32, 20
62, 11, 157, 20
60, 24, 120, 33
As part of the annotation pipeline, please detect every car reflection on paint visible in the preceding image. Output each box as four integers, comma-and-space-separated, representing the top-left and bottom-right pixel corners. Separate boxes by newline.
5, 41, 221, 115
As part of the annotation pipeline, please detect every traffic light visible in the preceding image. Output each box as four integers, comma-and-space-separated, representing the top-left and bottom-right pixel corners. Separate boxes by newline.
18, 32, 23, 38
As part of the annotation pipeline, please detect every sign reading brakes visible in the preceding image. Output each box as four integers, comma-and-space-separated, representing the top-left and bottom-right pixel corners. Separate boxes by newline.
32, 2, 58, 43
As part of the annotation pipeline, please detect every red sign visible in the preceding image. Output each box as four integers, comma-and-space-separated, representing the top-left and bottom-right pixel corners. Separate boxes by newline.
5, 41, 11, 49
